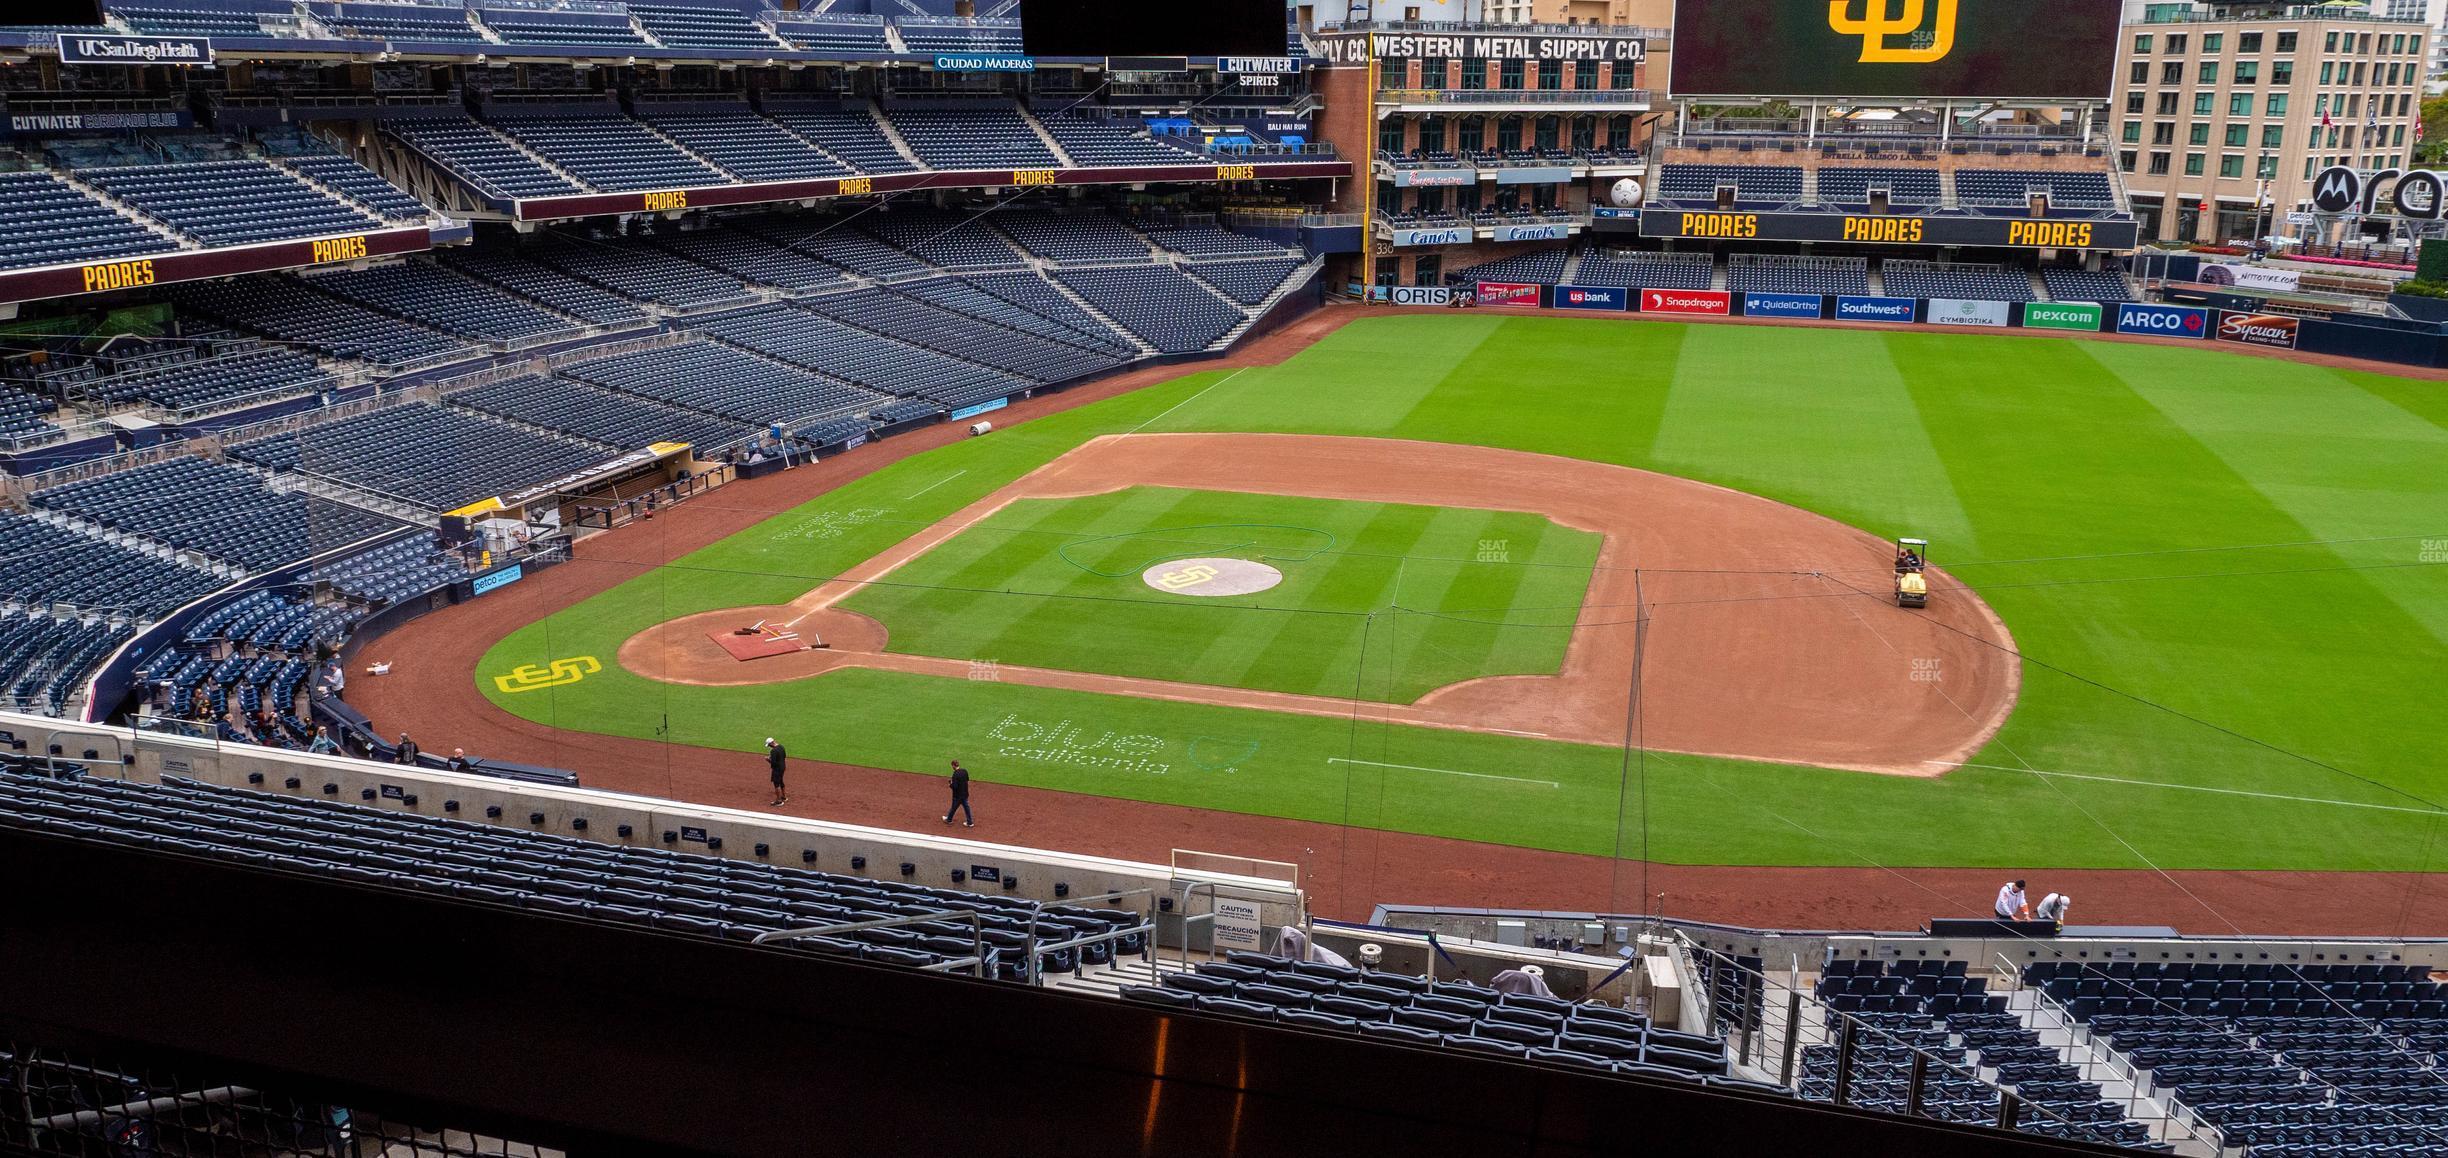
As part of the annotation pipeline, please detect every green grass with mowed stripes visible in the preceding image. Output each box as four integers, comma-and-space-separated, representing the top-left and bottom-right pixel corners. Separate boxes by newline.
477, 315, 2448, 874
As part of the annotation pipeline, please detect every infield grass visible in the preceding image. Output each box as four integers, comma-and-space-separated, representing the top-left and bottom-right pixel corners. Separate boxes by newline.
478, 316, 2448, 874
837, 486, 1601, 701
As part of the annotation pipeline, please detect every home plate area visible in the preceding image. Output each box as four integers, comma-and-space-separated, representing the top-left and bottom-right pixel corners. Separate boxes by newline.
709, 622, 826, 662
1140, 557, 1284, 597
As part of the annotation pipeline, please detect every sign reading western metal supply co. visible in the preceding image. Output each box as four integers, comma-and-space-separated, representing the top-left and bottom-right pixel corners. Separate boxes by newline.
1923, 298, 2011, 328
933, 53, 1036, 72
59, 34, 212, 65
1641, 209, 2136, 251
1311, 32, 1646, 62
2020, 302, 2103, 332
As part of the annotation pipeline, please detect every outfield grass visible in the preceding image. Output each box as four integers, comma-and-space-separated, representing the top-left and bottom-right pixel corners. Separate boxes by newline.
837, 486, 1601, 701
477, 316, 2448, 873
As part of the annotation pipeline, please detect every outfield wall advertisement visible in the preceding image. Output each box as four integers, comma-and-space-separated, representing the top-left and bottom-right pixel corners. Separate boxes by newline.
2114, 303, 2210, 339
1925, 298, 2011, 328
2021, 302, 2103, 332
1552, 285, 1629, 311
1639, 209, 2138, 251
1741, 292, 1825, 319
1637, 288, 1730, 315
2216, 312, 2300, 350
1476, 281, 1542, 307
1669, 0, 2119, 99
1835, 295, 1917, 322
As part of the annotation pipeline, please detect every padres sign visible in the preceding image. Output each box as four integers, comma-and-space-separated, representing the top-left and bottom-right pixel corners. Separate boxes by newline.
1670, 0, 2118, 99
493, 656, 602, 693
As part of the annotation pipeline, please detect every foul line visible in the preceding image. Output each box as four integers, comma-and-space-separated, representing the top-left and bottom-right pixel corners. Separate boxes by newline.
1326, 756, 1560, 788
1930, 760, 2444, 816
1124, 365, 1252, 437
904, 470, 967, 500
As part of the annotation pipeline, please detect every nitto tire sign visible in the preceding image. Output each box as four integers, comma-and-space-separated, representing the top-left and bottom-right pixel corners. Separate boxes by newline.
2216, 312, 2300, 350
2114, 303, 2209, 339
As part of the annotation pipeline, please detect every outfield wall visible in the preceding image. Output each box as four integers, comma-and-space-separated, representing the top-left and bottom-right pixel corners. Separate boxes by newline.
1400, 282, 2448, 370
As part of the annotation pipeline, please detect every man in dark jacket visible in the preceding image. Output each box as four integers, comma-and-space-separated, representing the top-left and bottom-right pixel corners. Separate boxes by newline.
394, 734, 420, 766
766, 737, 788, 806
942, 760, 973, 827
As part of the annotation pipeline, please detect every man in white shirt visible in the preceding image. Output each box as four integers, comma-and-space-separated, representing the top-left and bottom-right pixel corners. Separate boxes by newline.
1994, 879, 2030, 920
2035, 893, 2071, 925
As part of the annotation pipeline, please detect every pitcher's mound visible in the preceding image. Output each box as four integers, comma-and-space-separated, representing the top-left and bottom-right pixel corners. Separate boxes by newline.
1142, 557, 1283, 597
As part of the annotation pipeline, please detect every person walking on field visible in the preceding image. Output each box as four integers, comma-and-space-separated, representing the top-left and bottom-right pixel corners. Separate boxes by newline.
943, 759, 974, 827
766, 737, 789, 806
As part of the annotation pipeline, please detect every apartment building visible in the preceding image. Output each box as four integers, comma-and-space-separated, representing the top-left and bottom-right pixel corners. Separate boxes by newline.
2112, 3, 2429, 241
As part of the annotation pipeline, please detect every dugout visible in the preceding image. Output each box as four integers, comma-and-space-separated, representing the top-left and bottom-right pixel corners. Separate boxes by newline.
444, 441, 726, 537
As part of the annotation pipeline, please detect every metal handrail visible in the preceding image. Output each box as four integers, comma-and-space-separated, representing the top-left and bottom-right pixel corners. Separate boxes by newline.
1174, 881, 1218, 974
751, 909, 989, 979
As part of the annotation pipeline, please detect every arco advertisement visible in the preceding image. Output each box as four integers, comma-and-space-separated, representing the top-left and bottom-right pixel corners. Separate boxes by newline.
2114, 303, 2210, 339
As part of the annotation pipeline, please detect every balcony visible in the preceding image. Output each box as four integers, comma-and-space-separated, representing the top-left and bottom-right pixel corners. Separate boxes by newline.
1380, 87, 1653, 111
1374, 149, 1645, 185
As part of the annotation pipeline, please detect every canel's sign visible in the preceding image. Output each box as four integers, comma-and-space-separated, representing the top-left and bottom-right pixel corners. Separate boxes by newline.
2308, 165, 2448, 218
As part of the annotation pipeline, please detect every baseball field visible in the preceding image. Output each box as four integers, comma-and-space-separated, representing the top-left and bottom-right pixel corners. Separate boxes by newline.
459, 313, 2448, 886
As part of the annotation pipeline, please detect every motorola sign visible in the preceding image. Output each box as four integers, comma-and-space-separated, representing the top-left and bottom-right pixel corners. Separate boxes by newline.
2308, 165, 2448, 219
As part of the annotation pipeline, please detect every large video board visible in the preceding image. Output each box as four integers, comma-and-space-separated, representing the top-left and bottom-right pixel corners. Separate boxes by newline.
1670, 0, 2119, 99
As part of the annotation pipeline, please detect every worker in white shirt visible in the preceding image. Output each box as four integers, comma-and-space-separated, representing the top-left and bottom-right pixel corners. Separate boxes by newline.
1994, 879, 2030, 921
2035, 892, 2071, 925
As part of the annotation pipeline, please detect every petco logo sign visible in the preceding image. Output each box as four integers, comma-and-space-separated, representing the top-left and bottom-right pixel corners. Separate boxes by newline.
1835, 295, 1916, 321
2114, 303, 2209, 339
1476, 281, 1542, 306
2216, 312, 2300, 350
1640, 289, 1730, 315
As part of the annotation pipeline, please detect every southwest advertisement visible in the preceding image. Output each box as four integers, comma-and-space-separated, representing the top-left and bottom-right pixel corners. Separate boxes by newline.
1670, 0, 2119, 98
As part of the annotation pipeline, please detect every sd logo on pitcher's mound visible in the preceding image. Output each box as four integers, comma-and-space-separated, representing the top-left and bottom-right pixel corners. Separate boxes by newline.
1139, 557, 1283, 598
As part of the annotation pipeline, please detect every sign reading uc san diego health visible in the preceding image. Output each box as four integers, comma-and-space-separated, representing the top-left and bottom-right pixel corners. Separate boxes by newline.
59, 34, 212, 66
933, 53, 1035, 72
1641, 210, 2137, 252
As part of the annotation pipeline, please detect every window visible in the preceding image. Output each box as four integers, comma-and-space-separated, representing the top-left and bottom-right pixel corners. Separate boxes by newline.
2133, 33, 2153, 52
1419, 118, 1446, 151
1382, 58, 1410, 87
2124, 120, 2143, 143
2233, 60, 2258, 83
2161, 61, 2184, 84
1570, 115, 1594, 150
2219, 154, 2244, 178
2224, 123, 2248, 146
2239, 31, 2260, 52
2150, 151, 2172, 174
2203, 33, 2222, 52
2323, 31, 2337, 52
1417, 188, 1443, 213
2277, 31, 2295, 53
2319, 61, 2332, 84
2272, 60, 2291, 84
1379, 118, 1406, 154
1458, 117, 1484, 152
2120, 148, 2138, 172
1608, 63, 1639, 88
2153, 121, 2176, 145
2127, 91, 2145, 114
1569, 63, 1593, 89
2259, 154, 2278, 179
1607, 114, 1631, 144
2195, 91, 2216, 115
2168, 33, 2188, 53
1537, 63, 1562, 90
1499, 59, 1524, 89
1496, 115, 1522, 150
2185, 152, 2205, 175
2230, 92, 2253, 115
2198, 61, 2219, 83
2131, 61, 2151, 85
1533, 115, 1559, 150
2266, 93, 2287, 115
2397, 124, 2408, 146
2157, 91, 2180, 115
2352, 62, 2366, 86
1460, 59, 1486, 89
2190, 122, 2211, 146
2262, 124, 2284, 148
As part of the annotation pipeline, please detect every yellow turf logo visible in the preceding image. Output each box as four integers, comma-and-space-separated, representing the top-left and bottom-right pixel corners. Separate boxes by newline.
494, 656, 602, 693
1828, 0, 1956, 63
1153, 564, 1221, 591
